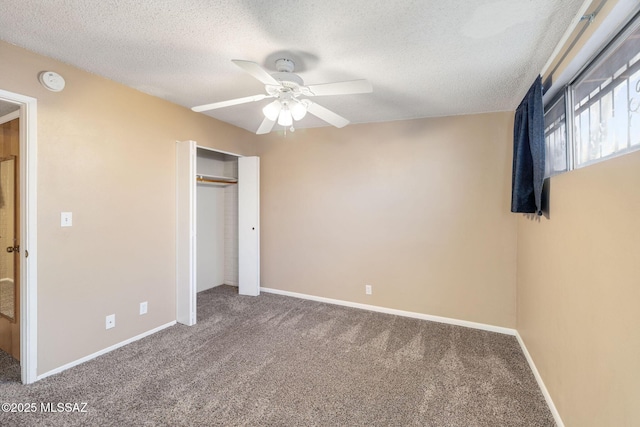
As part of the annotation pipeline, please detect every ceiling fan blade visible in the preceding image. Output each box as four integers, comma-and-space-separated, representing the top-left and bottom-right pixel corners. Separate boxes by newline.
191, 94, 268, 112
305, 79, 372, 96
256, 117, 276, 134
305, 101, 350, 128
232, 60, 280, 86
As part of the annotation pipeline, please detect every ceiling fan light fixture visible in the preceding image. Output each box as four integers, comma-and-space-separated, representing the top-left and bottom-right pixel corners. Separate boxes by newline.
290, 101, 307, 121
262, 100, 282, 121
277, 107, 293, 127
192, 59, 371, 134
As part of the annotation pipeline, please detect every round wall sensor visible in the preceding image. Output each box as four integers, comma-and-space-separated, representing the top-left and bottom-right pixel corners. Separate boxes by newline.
38, 71, 66, 92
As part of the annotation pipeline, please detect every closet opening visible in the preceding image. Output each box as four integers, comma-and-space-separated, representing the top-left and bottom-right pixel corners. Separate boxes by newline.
176, 141, 260, 326
195, 148, 239, 296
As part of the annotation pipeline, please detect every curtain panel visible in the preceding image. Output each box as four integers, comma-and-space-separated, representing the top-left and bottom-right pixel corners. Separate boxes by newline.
511, 76, 545, 215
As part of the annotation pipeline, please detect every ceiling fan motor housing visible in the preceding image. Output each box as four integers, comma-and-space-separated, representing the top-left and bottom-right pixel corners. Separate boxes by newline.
275, 58, 295, 72
271, 73, 304, 87
271, 58, 304, 87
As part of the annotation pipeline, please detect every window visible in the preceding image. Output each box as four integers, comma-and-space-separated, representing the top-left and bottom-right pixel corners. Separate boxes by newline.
545, 11, 640, 173
544, 93, 568, 177
572, 18, 640, 168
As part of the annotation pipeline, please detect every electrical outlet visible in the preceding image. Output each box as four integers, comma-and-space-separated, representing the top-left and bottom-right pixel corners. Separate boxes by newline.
365, 285, 372, 295
140, 301, 148, 315
105, 314, 115, 330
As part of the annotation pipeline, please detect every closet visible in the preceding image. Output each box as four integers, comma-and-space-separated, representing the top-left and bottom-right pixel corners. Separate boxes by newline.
196, 147, 238, 292
176, 141, 259, 326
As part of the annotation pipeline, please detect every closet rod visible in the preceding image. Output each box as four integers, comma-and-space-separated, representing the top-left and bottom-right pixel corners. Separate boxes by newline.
196, 177, 238, 185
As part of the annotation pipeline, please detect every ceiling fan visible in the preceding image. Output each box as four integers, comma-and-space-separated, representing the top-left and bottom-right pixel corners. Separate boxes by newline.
191, 59, 373, 134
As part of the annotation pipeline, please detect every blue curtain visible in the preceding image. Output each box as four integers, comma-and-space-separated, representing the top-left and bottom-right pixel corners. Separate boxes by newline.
511, 76, 545, 215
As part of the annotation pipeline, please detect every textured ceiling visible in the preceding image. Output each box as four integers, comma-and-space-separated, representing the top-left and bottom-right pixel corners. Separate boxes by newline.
0, 0, 587, 133
0, 100, 20, 118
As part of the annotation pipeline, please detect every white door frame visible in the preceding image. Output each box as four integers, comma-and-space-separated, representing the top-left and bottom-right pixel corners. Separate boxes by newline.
176, 140, 197, 326
0, 89, 38, 384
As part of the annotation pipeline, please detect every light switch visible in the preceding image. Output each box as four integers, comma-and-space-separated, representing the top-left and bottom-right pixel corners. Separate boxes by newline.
61, 212, 72, 227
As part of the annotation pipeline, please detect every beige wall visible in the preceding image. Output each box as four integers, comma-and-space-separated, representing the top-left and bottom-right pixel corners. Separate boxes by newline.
0, 41, 256, 373
517, 151, 640, 425
254, 113, 518, 328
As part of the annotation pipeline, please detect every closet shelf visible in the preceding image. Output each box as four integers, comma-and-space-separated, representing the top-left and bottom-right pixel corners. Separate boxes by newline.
196, 174, 238, 185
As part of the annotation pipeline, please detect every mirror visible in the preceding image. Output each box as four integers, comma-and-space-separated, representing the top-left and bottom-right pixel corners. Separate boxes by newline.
0, 157, 16, 321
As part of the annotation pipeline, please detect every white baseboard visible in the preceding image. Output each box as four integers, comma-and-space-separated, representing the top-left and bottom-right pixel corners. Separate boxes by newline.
37, 321, 177, 381
260, 287, 516, 336
516, 332, 564, 427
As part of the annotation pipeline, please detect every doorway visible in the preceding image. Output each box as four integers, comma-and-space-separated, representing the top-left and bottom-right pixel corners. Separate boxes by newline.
0, 110, 20, 381
0, 90, 37, 384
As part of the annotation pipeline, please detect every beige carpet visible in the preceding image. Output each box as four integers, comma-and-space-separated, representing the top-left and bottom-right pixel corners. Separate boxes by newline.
0, 348, 20, 383
0, 285, 555, 426
0, 279, 14, 319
